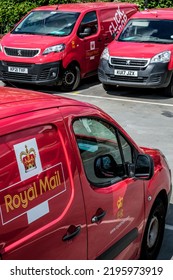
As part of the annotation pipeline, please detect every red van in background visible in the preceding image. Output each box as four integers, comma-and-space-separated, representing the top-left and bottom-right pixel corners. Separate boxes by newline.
0, 2, 138, 91
98, 8, 173, 97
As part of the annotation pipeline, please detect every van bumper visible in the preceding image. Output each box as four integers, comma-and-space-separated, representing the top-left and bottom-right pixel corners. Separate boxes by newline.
98, 59, 172, 89
0, 61, 62, 85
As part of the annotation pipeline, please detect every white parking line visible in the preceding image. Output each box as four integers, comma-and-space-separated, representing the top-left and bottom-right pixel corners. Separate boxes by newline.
63, 92, 173, 108
165, 224, 173, 230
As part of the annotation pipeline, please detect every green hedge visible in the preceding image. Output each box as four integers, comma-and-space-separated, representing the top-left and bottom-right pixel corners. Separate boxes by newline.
0, 0, 173, 34
0, 0, 80, 33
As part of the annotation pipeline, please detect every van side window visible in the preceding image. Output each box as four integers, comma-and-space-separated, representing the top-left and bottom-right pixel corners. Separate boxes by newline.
77, 11, 98, 38
73, 118, 133, 187
118, 133, 133, 163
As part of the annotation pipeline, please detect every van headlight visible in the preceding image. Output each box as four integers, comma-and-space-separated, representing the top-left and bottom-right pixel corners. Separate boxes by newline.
101, 47, 110, 60
151, 51, 171, 63
43, 44, 65, 55
0, 44, 2, 52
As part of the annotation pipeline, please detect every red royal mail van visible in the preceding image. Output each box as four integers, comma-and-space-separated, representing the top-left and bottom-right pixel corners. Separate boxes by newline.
0, 2, 138, 91
98, 8, 173, 97
0, 86, 171, 260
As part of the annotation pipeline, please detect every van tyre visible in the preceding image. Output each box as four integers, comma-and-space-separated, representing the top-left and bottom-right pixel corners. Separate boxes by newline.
164, 76, 173, 97
61, 65, 81, 92
140, 198, 166, 260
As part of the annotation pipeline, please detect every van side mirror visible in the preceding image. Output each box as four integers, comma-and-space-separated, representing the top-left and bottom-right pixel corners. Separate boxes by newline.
94, 153, 154, 180
79, 27, 92, 38
134, 154, 154, 180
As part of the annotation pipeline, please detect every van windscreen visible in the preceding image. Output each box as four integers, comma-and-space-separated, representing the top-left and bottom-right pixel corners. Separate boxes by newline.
12, 11, 80, 36
118, 19, 173, 44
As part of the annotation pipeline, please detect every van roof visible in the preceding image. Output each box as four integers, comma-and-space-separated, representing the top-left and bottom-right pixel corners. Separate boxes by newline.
33, 2, 138, 13
130, 8, 173, 20
0, 87, 90, 119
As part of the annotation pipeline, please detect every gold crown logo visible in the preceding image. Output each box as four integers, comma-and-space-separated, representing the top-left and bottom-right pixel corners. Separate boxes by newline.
20, 145, 36, 172
117, 196, 123, 209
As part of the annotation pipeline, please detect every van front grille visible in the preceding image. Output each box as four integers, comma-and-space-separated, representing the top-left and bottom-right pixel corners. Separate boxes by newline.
110, 57, 149, 68
4, 47, 40, 57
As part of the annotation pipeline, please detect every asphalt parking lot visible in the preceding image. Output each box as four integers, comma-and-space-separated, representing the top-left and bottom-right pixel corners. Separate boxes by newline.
0, 79, 173, 259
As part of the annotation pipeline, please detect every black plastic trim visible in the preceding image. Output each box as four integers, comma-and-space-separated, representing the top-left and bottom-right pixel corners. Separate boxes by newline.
96, 228, 138, 260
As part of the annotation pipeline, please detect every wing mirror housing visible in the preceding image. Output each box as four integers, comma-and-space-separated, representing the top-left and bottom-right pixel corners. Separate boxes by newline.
129, 154, 154, 180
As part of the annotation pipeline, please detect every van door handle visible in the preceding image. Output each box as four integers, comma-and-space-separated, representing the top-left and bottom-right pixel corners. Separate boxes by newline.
91, 208, 106, 223
62, 225, 81, 241
98, 38, 102, 42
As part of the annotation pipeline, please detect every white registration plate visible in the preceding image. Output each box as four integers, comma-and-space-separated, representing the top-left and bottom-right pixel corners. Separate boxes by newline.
8, 66, 28, 74
114, 69, 138, 77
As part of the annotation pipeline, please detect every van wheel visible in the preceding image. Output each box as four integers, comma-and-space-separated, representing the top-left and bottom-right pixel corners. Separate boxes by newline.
140, 198, 166, 260
60, 65, 81, 92
164, 77, 173, 97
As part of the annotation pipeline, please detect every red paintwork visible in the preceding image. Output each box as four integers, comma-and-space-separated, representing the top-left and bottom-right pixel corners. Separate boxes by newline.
0, 86, 171, 260
108, 41, 171, 58
33, 2, 137, 12
130, 8, 173, 20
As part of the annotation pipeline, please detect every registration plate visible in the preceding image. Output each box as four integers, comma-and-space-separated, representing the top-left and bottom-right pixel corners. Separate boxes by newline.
114, 69, 138, 77
8, 66, 28, 74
